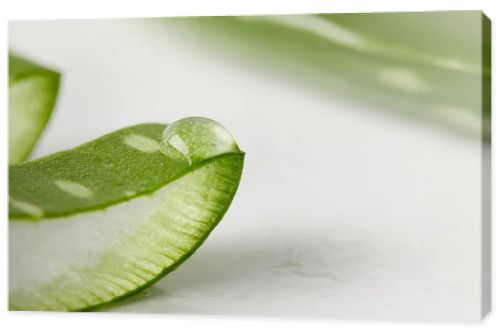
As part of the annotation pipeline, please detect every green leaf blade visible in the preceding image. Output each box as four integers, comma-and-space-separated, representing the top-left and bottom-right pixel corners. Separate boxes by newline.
9, 118, 244, 311
9, 53, 61, 164
179, 12, 487, 138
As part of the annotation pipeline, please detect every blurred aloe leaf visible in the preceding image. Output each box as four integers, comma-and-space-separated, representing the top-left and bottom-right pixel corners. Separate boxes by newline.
174, 11, 489, 139
9, 52, 60, 164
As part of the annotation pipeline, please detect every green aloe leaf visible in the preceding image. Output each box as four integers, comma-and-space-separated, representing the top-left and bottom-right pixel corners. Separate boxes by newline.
176, 11, 488, 138
9, 117, 244, 311
9, 52, 61, 164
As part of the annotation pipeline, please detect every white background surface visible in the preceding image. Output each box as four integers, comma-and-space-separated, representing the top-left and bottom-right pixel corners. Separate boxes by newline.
1, 0, 499, 333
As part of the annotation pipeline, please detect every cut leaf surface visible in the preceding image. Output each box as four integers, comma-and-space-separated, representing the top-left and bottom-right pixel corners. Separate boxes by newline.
9, 118, 244, 311
9, 53, 60, 164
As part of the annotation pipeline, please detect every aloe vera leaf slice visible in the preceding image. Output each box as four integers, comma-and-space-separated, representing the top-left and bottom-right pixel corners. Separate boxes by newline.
9, 52, 61, 164
178, 13, 486, 138
9, 117, 244, 311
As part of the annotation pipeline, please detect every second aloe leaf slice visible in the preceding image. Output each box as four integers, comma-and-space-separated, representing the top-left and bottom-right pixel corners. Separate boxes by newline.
9, 117, 244, 311
9, 52, 60, 164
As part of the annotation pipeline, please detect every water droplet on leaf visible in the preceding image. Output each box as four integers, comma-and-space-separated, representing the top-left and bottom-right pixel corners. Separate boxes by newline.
161, 117, 239, 165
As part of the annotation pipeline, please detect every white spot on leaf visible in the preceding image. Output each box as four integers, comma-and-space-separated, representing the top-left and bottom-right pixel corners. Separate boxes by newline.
10, 198, 44, 218
123, 134, 160, 153
125, 191, 136, 197
377, 67, 426, 93
55, 180, 94, 199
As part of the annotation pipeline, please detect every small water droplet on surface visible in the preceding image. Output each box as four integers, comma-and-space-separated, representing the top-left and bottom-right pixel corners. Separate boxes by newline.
143, 289, 152, 297
161, 117, 239, 164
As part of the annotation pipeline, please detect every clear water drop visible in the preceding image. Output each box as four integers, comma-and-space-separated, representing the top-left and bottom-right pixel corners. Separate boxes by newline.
161, 117, 239, 165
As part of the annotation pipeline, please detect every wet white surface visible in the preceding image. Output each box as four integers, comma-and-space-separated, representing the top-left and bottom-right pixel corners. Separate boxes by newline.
9, 19, 484, 321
